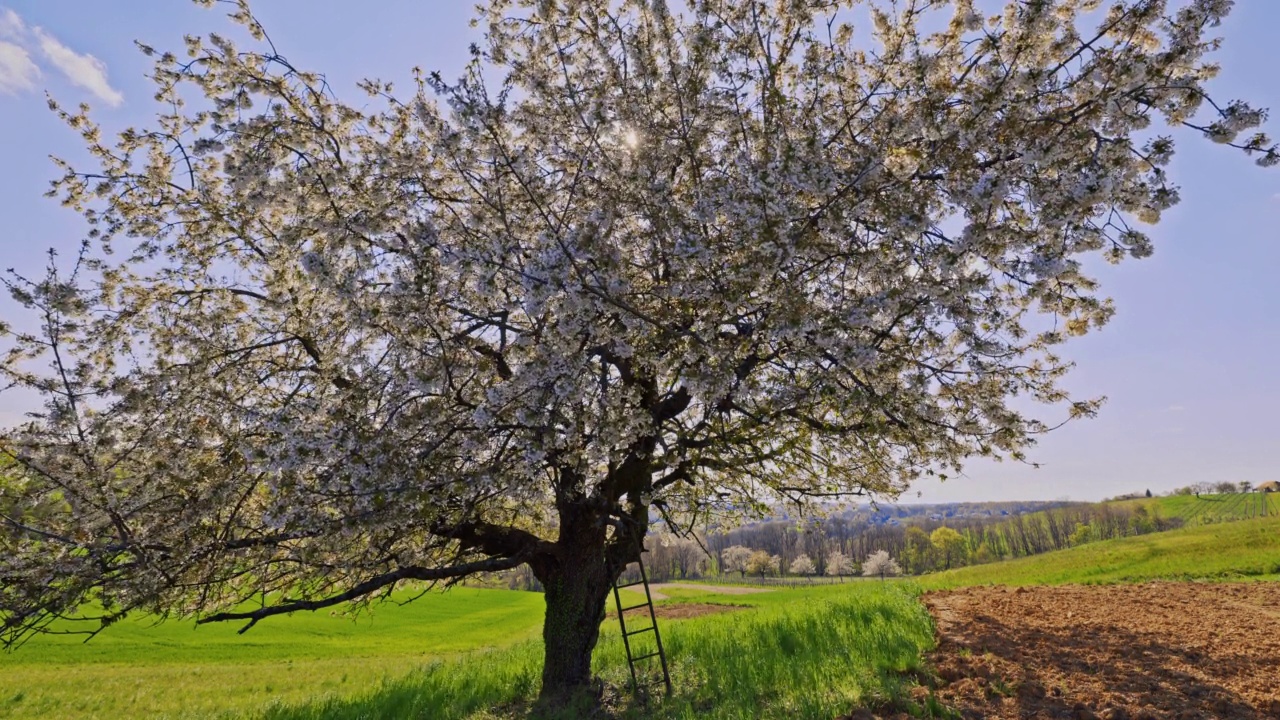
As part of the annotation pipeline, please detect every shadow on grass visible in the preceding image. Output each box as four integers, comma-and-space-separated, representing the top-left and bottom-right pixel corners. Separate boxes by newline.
250, 584, 936, 720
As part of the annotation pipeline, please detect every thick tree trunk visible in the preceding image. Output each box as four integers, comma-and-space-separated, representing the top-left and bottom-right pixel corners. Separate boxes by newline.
530, 507, 618, 704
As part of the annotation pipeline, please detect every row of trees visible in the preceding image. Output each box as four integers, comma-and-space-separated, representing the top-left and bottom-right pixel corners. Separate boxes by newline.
503, 538, 904, 590
579, 499, 1183, 584
1172, 481, 1262, 496
699, 499, 1179, 579
951, 503, 1180, 567
719, 545, 853, 578
502, 528, 908, 587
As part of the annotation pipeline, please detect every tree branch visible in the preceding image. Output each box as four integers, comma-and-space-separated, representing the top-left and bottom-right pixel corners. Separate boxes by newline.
194, 555, 526, 633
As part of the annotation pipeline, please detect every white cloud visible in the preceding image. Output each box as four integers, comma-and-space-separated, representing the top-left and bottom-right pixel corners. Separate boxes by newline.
0, 7, 123, 107
1166, 405, 1184, 413
32, 26, 122, 107
0, 40, 38, 95
0, 7, 25, 40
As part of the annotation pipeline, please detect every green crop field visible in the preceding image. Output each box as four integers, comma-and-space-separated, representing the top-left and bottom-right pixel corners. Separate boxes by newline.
921, 514, 1280, 589
1133, 491, 1280, 523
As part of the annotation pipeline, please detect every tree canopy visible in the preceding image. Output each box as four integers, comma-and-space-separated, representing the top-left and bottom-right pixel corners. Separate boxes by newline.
930, 525, 967, 569
861, 549, 902, 579
0, 0, 1272, 701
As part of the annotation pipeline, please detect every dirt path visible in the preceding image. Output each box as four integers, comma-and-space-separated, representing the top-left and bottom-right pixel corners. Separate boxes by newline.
919, 582, 1280, 719
607, 602, 748, 621
648, 582, 774, 596
616, 582, 772, 602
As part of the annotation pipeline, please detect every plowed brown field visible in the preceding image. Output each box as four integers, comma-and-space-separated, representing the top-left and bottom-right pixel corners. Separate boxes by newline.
918, 582, 1280, 720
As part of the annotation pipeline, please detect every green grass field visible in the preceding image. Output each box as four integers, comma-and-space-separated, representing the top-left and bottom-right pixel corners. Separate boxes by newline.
0, 583, 933, 720
922, 514, 1280, 589
262, 583, 934, 720
0, 587, 546, 720
5, 515, 1278, 720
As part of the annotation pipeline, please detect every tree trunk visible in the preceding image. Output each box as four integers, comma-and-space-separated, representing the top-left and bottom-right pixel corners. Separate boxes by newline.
531, 507, 617, 704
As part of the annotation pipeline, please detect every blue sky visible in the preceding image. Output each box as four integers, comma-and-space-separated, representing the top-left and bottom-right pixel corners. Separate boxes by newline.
0, 1, 1277, 504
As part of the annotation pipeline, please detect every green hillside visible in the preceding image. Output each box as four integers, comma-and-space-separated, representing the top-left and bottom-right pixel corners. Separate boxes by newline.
922, 514, 1280, 589
0, 587, 545, 719
1121, 491, 1280, 524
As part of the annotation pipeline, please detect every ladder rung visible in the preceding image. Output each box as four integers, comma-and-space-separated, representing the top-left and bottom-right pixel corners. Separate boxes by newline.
625, 626, 655, 637
631, 651, 663, 661
619, 603, 651, 613
615, 579, 647, 589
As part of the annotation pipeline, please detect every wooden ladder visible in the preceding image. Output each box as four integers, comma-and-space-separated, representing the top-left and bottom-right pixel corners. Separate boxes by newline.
610, 540, 672, 695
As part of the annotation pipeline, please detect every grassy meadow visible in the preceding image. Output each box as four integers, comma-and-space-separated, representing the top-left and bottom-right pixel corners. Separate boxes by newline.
261, 583, 935, 720
4, 514, 1278, 719
0, 587, 546, 720
921, 513, 1280, 589
0, 582, 934, 720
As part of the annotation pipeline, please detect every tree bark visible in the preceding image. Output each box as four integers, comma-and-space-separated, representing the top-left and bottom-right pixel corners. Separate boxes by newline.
530, 505, 618, 704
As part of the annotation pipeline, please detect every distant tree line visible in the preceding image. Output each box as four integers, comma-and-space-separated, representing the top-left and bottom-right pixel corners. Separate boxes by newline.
1169, 481, 1258, 496
701, 500, 1182, 578
498, 497, 1187, 589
